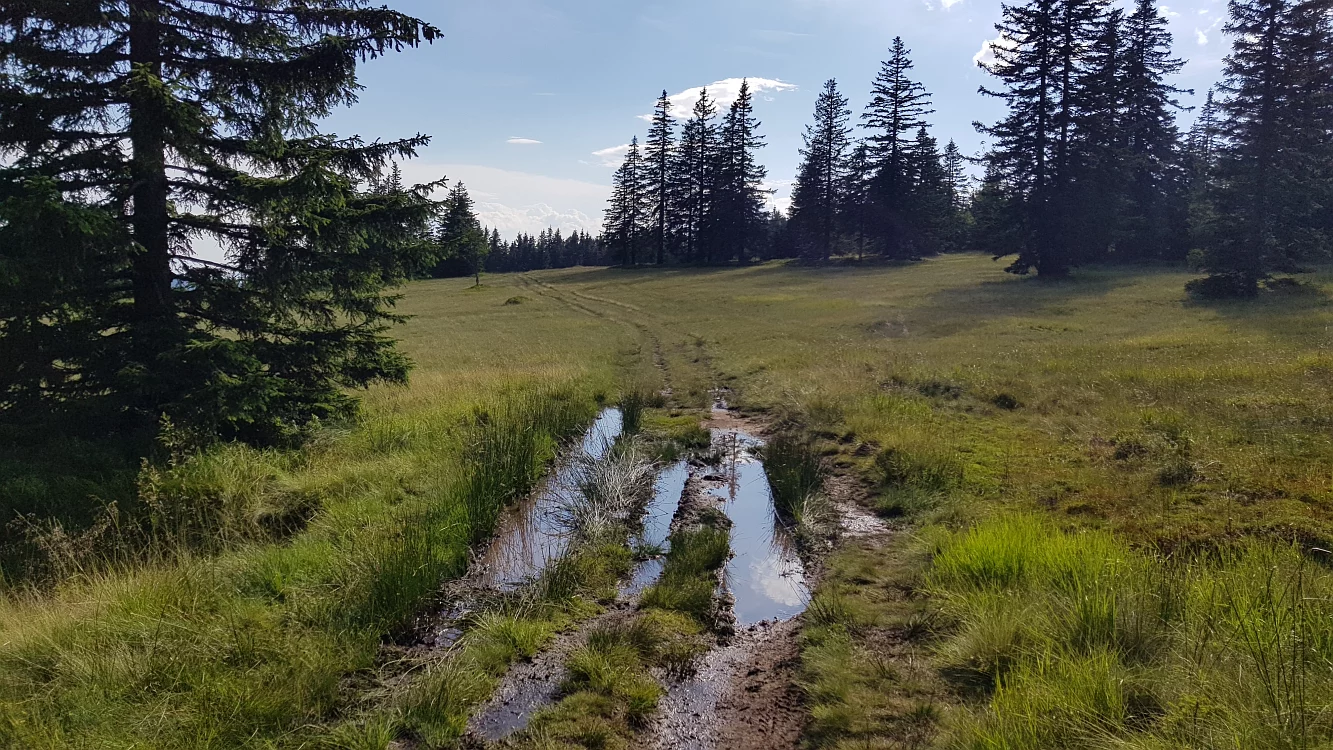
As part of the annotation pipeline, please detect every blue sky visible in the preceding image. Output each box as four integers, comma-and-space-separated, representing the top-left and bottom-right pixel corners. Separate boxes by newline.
329, 0, 1232, 238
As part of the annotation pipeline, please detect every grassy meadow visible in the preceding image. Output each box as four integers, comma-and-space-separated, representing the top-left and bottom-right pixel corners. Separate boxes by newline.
3, 254, 1333, 748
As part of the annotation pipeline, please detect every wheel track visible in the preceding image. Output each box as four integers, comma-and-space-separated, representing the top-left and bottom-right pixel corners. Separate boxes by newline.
520, 274, 731, 406
518, 274, 678, 398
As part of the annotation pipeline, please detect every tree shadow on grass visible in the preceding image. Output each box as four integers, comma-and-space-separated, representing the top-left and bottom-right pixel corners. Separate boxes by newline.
921, 263, 1150, 323
1183, 275, 1333, 341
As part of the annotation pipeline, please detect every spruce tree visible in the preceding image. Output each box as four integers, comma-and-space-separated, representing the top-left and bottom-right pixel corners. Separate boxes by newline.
978, 0, 1104, 275
1069, 7, 1128, 263
1119, 0, 1189, 260
1193, 0, 1331, 295
863, 37, 935, 257
644, 91, 675, 265
603, 137, 648, 266
840, 141, 876, 261
711, 80, 768, 264
675, 89, 719, 263
790, 79, 853, 261
438, 182, 489, 287
906, 126, 954, 254
0, 0, 442, 443
942, 140, 971, 211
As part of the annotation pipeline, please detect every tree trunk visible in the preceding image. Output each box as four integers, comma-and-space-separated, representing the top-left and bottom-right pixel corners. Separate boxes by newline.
127, 0, 175, 381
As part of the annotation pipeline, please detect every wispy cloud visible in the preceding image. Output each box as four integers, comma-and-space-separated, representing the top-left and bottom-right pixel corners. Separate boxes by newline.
507, 137, 542, 145
641, 77, 799, 121
753, 29, 811, 43
590, 143, 630, 167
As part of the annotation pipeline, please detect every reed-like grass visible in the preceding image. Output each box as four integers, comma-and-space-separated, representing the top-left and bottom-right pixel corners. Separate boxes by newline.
928, 516, 1333, 749
0, 385, 601, 749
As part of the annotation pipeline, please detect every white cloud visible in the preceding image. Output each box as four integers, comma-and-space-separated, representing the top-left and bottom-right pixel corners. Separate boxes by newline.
397, 162, 609, 239
1195, 28, 1208, 45
939, 0, 965, 9
642, 77, 799, 121
1159, 4, 1181, 18
973, 33, 1017, 68
763, 179, 796, 214
475, 202, 600, 237
590, 143, 631, 168
506, 137, 542, 145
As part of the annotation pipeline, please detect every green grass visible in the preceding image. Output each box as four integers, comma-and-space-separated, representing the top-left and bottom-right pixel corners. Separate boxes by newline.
640, 525, 731, 622
762, 432, 827, 529
507, 611, 706, 750
9, 258, 1333, 748
928, 516, 1333, 749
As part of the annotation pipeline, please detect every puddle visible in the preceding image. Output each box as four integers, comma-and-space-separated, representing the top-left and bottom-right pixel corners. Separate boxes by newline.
476, 407, 623, 590
622, 460, 690, 596
706, 429, 809, 626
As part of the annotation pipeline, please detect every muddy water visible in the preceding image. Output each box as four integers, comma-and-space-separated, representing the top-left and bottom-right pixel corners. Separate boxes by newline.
708, 429, 810, 626
474, 407, 623, 590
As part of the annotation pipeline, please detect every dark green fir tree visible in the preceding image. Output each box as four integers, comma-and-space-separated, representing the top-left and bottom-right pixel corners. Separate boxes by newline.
0, 0, 444, 444
790, 79, 853, 261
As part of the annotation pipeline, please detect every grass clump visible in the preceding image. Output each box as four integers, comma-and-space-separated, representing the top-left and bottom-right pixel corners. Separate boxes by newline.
762, 433, 828, 531
641, 526, 731, 622
508, 619, 670, 750
799, 537, 950, 749
928, 516, 1333, 749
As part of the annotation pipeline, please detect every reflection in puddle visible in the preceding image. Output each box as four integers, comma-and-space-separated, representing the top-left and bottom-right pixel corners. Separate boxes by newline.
476, 407, 623, 590
707, 430, 809, 626
623, 460, 690, 596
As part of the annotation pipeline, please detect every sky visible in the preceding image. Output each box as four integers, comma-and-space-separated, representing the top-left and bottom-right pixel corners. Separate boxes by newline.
328, 0, 1234, 239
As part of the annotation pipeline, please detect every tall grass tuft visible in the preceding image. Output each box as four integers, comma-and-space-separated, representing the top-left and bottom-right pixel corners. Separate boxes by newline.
929, 517, 1333, 749
619, 390, 650, 435
641, 526, 731, 621
762, 433, 827, 529
552, 441, 658, 542
458, 392, 591, 546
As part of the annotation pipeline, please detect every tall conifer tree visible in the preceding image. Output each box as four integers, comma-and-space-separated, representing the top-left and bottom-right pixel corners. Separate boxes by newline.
437, 182, 488, 287
603, 137, 648, 266
712, 80, 768, 264
0, 0, 442, 442
1120, 0, 1189, 259
644, 91, 675, 265
863, 37, 934, 257
1193, 0, 1331, 295
790, 79, 853, 261
675, 89, 719, 263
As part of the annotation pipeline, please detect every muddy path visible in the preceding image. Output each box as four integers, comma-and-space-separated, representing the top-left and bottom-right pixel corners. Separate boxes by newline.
644, 402, 889, 750
489, 278, 892, 749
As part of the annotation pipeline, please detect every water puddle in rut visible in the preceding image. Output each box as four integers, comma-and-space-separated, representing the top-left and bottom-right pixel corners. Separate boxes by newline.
622, 460, 690, 596
474, 407, 624, 590
707, 428, 809, 626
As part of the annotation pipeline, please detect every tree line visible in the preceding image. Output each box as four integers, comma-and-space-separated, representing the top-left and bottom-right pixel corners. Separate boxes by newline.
969, 0, 1330, 294
602, 81, 774, 265
601, 0, 1332, 297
